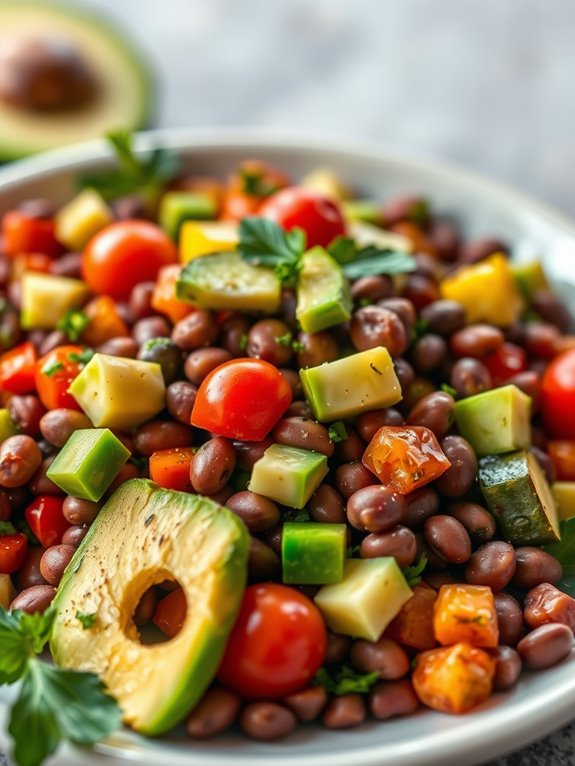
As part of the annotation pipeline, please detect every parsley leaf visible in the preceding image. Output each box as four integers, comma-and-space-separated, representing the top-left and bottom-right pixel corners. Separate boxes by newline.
239, 333, 248, 351
328, 421, 348, 443
440, 382, 458, 398
76, 611, 97, 630
343, 250, 417, 279
56, 310, 89, 342
237, 218, 306, 285
275, 332, 293, 347
67, 349, 95, 366
545, 518, 575, 596
328, 236, 361, 265
403, 554, 428, 588
313, 665, 379, 696
42, 361, 64, 378
0, 521, 16, 536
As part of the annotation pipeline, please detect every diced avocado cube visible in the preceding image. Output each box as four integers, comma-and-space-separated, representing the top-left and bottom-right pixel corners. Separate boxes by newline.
300, 168, 349, 201
69, 353, 165, 430
342, 200, 382, 225
348, 220, 413, 253
179, 221, 238, 264
511, 260, 550, 301
47, 428, 131, 501
21, 272, 89, 330
296, 247, 352, 333
300, 346, 402, 422
314, 558, 413, 641
282, 522, 346, 585
552, 482, 575, 521
454, 384, 531, 457
176, 252, 281, 313
55, 189, 113, 251
0, 409, 17, 443
159, 192, 217, 240
249, 444, 328, 509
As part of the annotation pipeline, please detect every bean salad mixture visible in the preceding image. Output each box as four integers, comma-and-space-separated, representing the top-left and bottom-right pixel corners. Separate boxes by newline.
1, 133, 575, 761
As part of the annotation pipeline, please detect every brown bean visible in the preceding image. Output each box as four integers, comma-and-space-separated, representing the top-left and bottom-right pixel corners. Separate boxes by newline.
39, 544, 76, 586
135, 420, 193, 456
360, 526, 417, 568
401, 377, 437, 411
322, 694, 366, 729
247, 537, 281, 582
129, 282, 156, 321
18, 547, 47, 590
351, 637, 410, 680
450, 324, 504, 358
62, 496, 99, 526
424, 571, 457, 590
273, 417, 334, 457
308, 484, 346, 524
10, 584, 56, 613
465, 542, 516, 592
325, 632, 351, 664
368, 679, 420, 720
7, 395, 45, 437
285, 401, 312, 419
186, 688, 241, 739
335, 462, 376, 499
512, 547, 563, 590
96, 336, 138, 358
334, 427, 364, 463
296, 331, 339, 368
459, 238, 509, 264
402, 274, 440, 310
378, 298, 417, 337
350, 306, 408, 355
219, 314, 249, 357
134, 587, 159, 627
190, 438, 236, 496
393, 357, 415, 396
234, 438, 273, 471
184, 347, 232, 385
450, 358, 492, 398
50, 252, 83, 279
165, 381, 197, 424
517, 623, 574, 670
347, 485, 407, 533
240, 702, 295, 740
406, 391, 454, 440
494, 593, 524, 647
404, 486, 439, 528
357, 408, 404, 443
29, 457, 62, 496
0, 435, 42, 488
278, 368, 302, 400
523, 322, 560, 359
283, 686, 327, 722
382, 195, 429, 227
524, 583, 575, 631
132, 316, 171, 345
424, 515, 472, 564
172, 309, 218, 350
434, 435, 477, 499
351, 275, 393, 303
410, 334, 448, 375
492, 646, 522, 691
107, 463, 140, 495
427, 219, 461, 262
226, 491, 280, 533
532, 290, 572, 333
39, 330, 68, 356
420, 300, 465, 336
39, 409, 92, 448
448, 502, 496, 544
247, 319, 293, 366
263, 524, 283, 556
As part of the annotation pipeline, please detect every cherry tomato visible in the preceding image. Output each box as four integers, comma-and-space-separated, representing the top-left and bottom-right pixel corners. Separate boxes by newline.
191, 358, 292, 441
260, 187, 346, 248
153, 588, 187, 639
35, 345, 87, 411
0, 532, 28, 574
2, 210, 59, 258
0, 341, 37, 394
221, 161, 290, 222
25, 496, 70, 548
82, 221, 177, 301
218, 583, 327, 699
541, 349, 575, 438
484, 342, 527, 385
548, 441, 575, 481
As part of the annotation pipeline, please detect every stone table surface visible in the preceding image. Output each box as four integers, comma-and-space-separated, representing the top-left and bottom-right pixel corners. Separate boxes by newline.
6, 0, 575, 764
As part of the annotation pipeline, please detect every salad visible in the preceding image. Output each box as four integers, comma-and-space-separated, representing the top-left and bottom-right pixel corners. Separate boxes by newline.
0, 132, 574, 766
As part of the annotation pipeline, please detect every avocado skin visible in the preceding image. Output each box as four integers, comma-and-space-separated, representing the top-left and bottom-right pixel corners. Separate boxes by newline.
50, 479, 249, 735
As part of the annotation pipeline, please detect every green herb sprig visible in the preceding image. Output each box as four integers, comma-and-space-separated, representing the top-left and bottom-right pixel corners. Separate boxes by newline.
313, 664, 379, 696
403, 554, 428, 588
237, 217, 306, 286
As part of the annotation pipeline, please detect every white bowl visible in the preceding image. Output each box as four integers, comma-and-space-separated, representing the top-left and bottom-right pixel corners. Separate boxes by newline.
1, 129, 575, 766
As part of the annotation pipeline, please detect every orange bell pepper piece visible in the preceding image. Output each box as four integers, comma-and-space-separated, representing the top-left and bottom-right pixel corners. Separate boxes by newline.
151, 264, 193, 324
149, 447, 196, 492
81, 296, 130, 347
386, 582, 438, 651
433, 584, 499, 648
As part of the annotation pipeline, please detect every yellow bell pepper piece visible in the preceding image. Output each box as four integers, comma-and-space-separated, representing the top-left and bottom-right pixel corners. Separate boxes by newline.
179, 221, 238, 264
440, 253, 523, 327
55, 189, 113, 251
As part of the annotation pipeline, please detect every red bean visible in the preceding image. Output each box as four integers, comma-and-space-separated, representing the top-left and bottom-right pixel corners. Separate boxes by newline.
0, 435, 42, 488
29, 457, 62, 496
335, 462, 375, 499
350, 306, 408, 356
434, 435, 477, 499
351, 637, 410, 679
240, 702, 296, 740
494, 592, 524, 647
39, 409, 92, 448
273, 417, 334, 456
322, 694, 366, 729
459, 238, 508, 264
517, 623, 573, 670
357, 408, 404, 443
423, 515, 472, 564
450, 358, 492, 398
360, 526, 417, 568
129, 282, 156, 321
225, 491, 280, 533
39, 544, 76, 586
18, 547, 47, 590
351, 275, 393, 303
7, 395, 45, 437
368, 679, 420, 720
465, 542, 516, 592
447, 502, 496, 545
406, 391, 454, 440
172, 310, 218, 350
512, 547, 563, 590
410, 334, 448, 374
283, 686, 328, 722
134, 420, 193, 456
450, 324, 504, 358
247, 319, 293, 366
492, 646, 522, 691
10, 584, 56, 613
96, 336, 138, 358
190, 438, 236, 496
347, 485, 407, 533
420, 300, 465, 336
308, 484, 346, 524
402, 274, 440, 310
61, 525, 89, 547
186, 688, 241, 739
325, 632, 351, 664
295, 331, 339, 368
247, 537, 281, 582
166, 381, 197, 424
334, 427, 364, 463
376, 297, 417, 334
62, 496, 99, 526
428, 221, 461, 262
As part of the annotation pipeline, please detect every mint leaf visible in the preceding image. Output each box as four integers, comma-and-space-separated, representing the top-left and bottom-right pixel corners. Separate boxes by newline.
328, 421, 348, 443
403, 554, 428, 588
56, 310, 89, 342
76, 611, 97, 630
314, 665, 379, 695
238, 217, 306, 284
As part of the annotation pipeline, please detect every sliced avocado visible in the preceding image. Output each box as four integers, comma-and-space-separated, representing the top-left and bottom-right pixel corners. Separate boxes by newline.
295, 247, 352, 333
0, 2, 152, 160
478, 450, 560, 546
552, 482, 575, 521
21, 272, 89, 330
300, 346, 402, 422
249, 443, 328, 509
159, 192, 218, 241
176, 252, 281, 313
50, 479, 249, 735
282, 522, 346, 585
454, 384, 531, 457
314, 558, 413, 641
511, 260, 550, 301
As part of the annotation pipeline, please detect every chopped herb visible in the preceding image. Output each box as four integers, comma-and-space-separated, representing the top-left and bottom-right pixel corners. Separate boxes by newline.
291, 340, 306, 352
237, 217, 306, 286
238, 166, 280, 198
239, 333, 249, 351
358, 297, 373, 307
75, 611, 97, 630
42, 361, 64, 378
130, 455, 148, 471
56, 309, 89, 342
292, 508, 311, 523
346, 544, 361, 558
0, 521, 16, 536
412, 317, 429, 340
141, 337, 172, 351
440, 382, 458, 398
14, 519, 38, 546
67, 349, 95, 366
313, 665, 379, 696
275, 332, 293, 347
403, 553, 428, 588
328, 421, 348, 443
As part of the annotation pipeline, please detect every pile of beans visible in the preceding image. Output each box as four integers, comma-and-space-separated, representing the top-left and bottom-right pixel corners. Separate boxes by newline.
1, 180, 574, 743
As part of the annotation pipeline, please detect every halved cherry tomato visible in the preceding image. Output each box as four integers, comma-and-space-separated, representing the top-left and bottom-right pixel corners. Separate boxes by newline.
2, 210, 59, 258
541, 349, 575, 438
153, 588, 187, 639
82, 220, 177, 301
218, 583, 326, 699
35, 345, 87, 411
0, 341, 37, 394
0, 532, 28, 574
191, 358, 292, 441
484, 342, 527, 385
548, 441, 575, 481
25, 496, 70, 548
149, 447, 196, 492
260, 187, 346, 248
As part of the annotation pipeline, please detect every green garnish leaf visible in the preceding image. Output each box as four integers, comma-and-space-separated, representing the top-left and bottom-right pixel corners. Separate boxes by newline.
403, 553, 428, 588
412, 317, 429, 340
237, 217, 306, 285
545, 519, 575, 596
42, 361, 64, 378
238, 166, 281, 198
328, 236, 361, 265
0, 608, 55, 684
67, 348, 95, 366
275, 332, 293, 347
56, 310, 89, 342
76, 611, 97, 630
291, 339, 305, 352
313, 665, 379, 696
346, 544, 361, 558
239, 333, 248, 351
343, 250, 417, 279
328, 421, 348, 443
440, 382, 458, 398
0, 521, 17, 536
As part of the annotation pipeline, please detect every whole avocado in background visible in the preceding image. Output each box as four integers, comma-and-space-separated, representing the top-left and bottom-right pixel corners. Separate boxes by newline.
0, 2, 154, 161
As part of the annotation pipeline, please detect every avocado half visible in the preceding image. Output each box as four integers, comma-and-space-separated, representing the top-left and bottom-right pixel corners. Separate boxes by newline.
0, 2, 153, 160
50, 479, 249, 735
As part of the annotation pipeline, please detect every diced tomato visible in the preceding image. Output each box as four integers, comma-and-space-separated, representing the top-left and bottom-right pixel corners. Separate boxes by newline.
149, 447, 196, 492
0, 532, 28, 574
387, 582, 438, 651
548, 441, 575, 480
221, 160, 290, 223
35, 344, 87, 411
541, 350, 575, 439
25, 496, 70, 548
2, 210, 59, 258
11, 253, 53, 279
0, 341, 37, 394
524, 582, 575, 631
260, 187, 346, 248
81, 296, 130, 347
484, 342, 528, 385
151, 265, 192, 323
153, 588, 187, 639
433, 584, 499, 648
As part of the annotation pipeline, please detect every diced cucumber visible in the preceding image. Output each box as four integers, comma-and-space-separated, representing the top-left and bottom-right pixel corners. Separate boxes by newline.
478, 450, 560, 545
249, 444, 328, 509
454, 384, 531, 457
300, 346, 402, 422
55, 189, 113, 251
552, 482, 575, 521
179, 221, 238, 263
296, 247, 352, 333
21, 272, 89, 330
511, 260, 549, 301
282, 522, 346, 584
159, 192, 217, 240
0, 409, 17, 443
348, 220, 413, 253
176, 252, 281, 313
314, 558, 413, 641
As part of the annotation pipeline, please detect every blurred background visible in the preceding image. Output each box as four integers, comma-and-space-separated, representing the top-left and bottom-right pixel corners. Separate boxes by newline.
0, 0, 574, 215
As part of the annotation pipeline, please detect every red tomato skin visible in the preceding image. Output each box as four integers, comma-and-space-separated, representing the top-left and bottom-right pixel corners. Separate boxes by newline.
153, 588, 187, 638
218, 583, 327, 699
25, 496, 70, 548
191, 358, 292, 441
0, 533, 28, 574
2, 211, 59, 258
541, 349, 575, 438
260, 187, 346, 248
0, 341, 37, 394
484, 343, 527, 385
35, 345, 86, 411
82, 220, 177, 301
